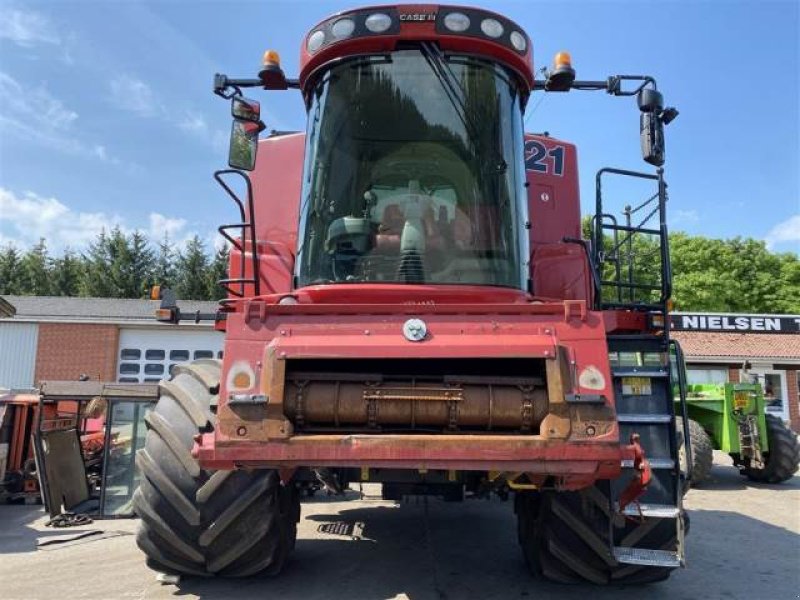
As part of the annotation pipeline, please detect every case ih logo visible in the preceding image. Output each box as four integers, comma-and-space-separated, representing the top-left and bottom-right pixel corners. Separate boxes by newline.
670, 314, 800, 334
399, 12, 437, 21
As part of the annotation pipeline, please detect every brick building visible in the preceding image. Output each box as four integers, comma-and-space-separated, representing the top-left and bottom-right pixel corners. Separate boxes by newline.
0, 296, 222, 389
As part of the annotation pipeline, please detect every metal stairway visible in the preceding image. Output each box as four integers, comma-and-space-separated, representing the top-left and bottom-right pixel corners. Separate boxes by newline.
607, 335, 688, 569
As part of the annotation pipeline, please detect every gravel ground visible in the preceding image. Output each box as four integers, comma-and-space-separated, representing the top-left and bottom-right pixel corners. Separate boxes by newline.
1, 451, 798, 600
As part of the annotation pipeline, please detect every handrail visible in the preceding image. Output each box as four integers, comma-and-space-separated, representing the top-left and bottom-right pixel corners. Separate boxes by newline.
593, 167, 670, 311
213, 169, 261, 302
670, 339, 693, 485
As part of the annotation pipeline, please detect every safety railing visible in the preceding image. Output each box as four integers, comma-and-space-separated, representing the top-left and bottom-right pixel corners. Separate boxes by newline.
592, 167, 671, 312
214, 169, 261, 305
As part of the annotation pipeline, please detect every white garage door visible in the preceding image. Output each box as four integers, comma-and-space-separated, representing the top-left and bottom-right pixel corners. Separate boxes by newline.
0, 322, 38, 389
117, 328, 224, 383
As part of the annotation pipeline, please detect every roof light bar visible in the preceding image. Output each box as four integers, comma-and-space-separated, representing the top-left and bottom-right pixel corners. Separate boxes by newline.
436, 8, 529, 56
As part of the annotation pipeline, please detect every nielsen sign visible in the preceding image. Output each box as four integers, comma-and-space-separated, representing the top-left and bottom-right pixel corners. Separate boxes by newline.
670, 314, 800, 334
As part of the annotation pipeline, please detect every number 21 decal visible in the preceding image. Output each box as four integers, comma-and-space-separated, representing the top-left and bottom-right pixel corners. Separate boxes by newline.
525, 140, 565, 176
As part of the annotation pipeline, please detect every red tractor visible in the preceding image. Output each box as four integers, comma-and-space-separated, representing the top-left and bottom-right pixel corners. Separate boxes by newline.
137, 5, 689, 584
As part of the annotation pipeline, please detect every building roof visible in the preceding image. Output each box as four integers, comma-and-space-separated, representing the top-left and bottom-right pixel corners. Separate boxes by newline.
0, 295, 219, 326
0, 297, 15, 318
672, 330, 800, 362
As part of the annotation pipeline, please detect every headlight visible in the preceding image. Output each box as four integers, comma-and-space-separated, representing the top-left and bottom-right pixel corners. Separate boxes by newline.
510, 30, 527, 52
331, 18, 355, 39
443, 12, 470, 32
307, 30, 325, 52
480, 18, 504, 38
365, 13, 392, 33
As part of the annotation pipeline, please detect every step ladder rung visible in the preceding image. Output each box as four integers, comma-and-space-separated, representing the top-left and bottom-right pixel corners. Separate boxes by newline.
618, 413, 672, 424
616, 503, 680, 518
612, 369, 669, 379
622, 458, 674, 469
613, 547, 681, 568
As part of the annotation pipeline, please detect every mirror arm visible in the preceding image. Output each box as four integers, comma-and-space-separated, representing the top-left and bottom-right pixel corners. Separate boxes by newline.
215, 73, 300, 98
533, 76, 658, 95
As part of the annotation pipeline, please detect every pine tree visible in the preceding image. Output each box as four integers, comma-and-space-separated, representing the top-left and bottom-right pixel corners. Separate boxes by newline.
19, 239, 51, 295
154, 233, 177, 290
50, 248, 83, 296
80, 230, 114, 297
125, 231, 155, 298
175, 235, 210, 300
206, 245, 230, 300
0, 245, 24, 294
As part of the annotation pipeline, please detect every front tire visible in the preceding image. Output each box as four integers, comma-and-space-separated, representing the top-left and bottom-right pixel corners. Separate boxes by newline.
515, 484, 680, 585
676, 417, 714, 486
744, 414, 800, 484
134, 360, 300, 577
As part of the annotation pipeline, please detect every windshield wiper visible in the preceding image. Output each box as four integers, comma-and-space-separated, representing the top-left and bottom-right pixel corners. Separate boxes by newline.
418, 42, 507, 175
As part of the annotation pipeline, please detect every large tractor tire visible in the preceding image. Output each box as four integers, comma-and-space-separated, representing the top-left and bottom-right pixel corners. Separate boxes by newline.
744, 414, 800, 484
515, 484, 681, 585
676, 417, 714, 486
133, 360, 300, 577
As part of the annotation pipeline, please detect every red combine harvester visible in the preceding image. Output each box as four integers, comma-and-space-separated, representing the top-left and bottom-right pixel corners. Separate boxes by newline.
137, 5, 690, 584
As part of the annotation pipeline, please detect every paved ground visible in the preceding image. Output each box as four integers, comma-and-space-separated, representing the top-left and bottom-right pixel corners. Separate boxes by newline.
1, 451, 798, 600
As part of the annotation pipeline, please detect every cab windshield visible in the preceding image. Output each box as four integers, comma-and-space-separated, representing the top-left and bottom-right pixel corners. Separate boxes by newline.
296, 49, 528, 289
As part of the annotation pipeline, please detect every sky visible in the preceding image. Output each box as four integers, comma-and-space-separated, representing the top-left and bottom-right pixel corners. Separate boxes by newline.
0, 0, 798, 255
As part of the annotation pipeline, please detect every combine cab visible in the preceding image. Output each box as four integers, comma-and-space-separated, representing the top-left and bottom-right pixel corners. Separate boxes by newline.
136, 5, 689, 584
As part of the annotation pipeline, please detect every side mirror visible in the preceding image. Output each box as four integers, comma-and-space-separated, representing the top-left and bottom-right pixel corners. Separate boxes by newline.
640, 111, 665, 167
228, 119, 260, 171
638, 88, 665, 167
232, 96, 261, 122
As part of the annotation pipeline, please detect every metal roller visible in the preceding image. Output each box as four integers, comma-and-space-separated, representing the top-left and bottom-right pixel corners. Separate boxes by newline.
284, 377, 548, 432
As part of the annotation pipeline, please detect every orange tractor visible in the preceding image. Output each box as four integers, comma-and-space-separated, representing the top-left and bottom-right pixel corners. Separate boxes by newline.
137, 5, 688, 584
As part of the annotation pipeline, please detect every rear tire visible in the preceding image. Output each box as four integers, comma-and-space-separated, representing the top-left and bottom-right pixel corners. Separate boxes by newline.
134, 360, 300, 577
515, 484, 680, 585
744, 414, 800, 484
676, 417, 713, 486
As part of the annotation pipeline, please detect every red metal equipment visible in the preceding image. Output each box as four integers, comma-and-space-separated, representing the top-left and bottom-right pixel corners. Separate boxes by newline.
140, 4, 688, 583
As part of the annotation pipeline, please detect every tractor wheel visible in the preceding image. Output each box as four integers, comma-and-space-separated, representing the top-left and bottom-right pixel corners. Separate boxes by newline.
515, 484, 680, 585
676, 417, 714, 486
744, 414, 800, 484
133, 360, 300, 577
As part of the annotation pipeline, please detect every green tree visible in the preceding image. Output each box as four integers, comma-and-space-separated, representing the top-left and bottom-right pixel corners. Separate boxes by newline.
153, 233, 177, 290
50, 248, 83, 296
123, 231, 155, 298
0, 245, 24, 294
206, 245, 230, 300
19, 239, 51, 295
80, 230, 115, 297
175, 235, 210, 300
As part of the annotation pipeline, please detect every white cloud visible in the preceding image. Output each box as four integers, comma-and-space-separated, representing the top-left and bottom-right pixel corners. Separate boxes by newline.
109, 75, 159, 117
178, 111, 207, 133
107, 76, 222, 152
149, 213, 187, 241
765, 214, 800, 251
0, 188, 195, 253
0, 188, 121, 250
0, 71, 124, 164
0, 72, 77, 129
0, 7, 60, 48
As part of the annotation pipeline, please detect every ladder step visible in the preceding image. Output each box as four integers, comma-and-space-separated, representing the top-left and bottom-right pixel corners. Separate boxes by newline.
613, 547, 681, 568
622, 458, 674, 469
618, 413, 672, 424
612, 369, 669, 378
616, 503, 680, 518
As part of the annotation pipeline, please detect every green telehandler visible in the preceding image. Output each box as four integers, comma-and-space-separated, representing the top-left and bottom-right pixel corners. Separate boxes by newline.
676, 382, 799, 485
